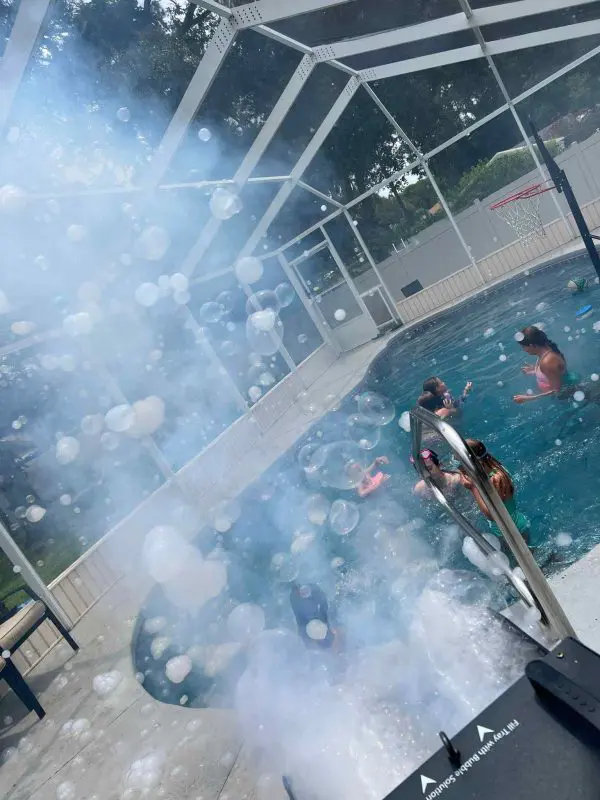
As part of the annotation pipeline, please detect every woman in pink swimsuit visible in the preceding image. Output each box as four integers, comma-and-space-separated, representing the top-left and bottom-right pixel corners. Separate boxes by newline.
513, 326, 577, 404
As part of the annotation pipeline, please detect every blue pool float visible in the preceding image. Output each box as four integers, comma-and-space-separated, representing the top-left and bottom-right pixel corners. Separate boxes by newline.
576, 304, 593, 319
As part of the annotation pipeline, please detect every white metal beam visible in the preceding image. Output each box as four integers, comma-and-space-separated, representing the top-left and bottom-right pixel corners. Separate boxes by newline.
143, 17, 237, 187
313, 0, 600, 63
237, 76, 361, 259
231, 0, 354, 29
0, 0, 52, 132
180, 54, 317, 277
361, 18, 600, 81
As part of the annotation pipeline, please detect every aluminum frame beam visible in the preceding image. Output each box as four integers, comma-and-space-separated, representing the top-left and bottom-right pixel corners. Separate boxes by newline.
235, 76, 360, 261
230, 0, 354, 29
181, 54, 317, 277
312, 0, 600, 62
143, 17, 237, 187
360, 18, 600, 81
0, 0, 52, 132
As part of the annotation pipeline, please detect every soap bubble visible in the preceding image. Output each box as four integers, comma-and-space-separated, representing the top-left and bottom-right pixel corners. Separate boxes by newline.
347, 413, 381, 450
142, 525, 189, 583
135, 226, 170, 261
25, 505, 46, 523
248, 308, 278, 333
173, 290, 191, 305
81, 414, 103, 436
92, 670, 122, 697
216, 290, 235, 314
59, 494, 72, 506
56, 781, 76, 800
125, 753, 164, 791
135, 282, 160, 307
357, 392, 395, 425
105, 404, 135, 433
59, 354, 76, 372
198, 127, 211, 141
483, 327, 495, 338
329, 498, 360, 535
275, 283, 295, 308
128, 396, 165, 438
270, 552, 298, 583
306, 494, 330, 525
298, 333, 308, 344
320, 204, 327, 212
246, 315, 284, 356
165, 655, 192, 684
592, 373, 599, 382
66, 224, 86, 242
334, 309, 346, 322
514, 331, 525, 342
227, 603, 265, 642
305, 620, 328, 641
11, 321, 35, 336
297, 442, 322, 473
246, 289, 278, 315
573, 390, 585, 402
0, 184, 26, 212
594, 321, 600, 333
311, 442, 366, 490
499, 354, 507, 362
170, 273, 189, 292
398, 411, 411, 432
117, 106, 130, 122
235, 256, 263, 284
198, 301, 223, 325
555, 532, 573, 548
56, 437, 80, 465
535, 301, 547, 312
210, 187, 241, 220
248, 386, 262, 402
63, 312, 93, 336
248, 365, 275, 386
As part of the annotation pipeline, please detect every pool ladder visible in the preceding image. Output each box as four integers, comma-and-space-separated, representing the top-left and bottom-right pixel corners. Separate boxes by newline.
410, 406, 576, 645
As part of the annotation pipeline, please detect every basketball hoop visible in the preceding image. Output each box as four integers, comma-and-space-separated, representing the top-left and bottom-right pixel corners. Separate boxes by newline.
490, 182, 555, 245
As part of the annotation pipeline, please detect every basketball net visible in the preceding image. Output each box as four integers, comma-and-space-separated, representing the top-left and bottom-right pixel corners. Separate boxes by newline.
490, 183, 554, 246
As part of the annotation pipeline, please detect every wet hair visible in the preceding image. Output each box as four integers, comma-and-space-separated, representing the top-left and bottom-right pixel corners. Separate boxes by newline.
417, 391, 443, 411
423, 376, 443, 395
519, 326, 564, 358
464, 438, 514, 498
421, 448, 441, 467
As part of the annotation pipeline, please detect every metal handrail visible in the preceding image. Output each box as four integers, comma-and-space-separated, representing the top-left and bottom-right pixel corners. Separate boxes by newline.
410, 406, 576, 641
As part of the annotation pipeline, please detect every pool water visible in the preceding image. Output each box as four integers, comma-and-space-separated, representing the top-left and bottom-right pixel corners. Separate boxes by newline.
371, 253, 600, 567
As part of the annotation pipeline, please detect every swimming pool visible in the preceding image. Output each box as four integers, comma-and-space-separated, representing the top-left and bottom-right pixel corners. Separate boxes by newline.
371, 252, 600, 566
130, 253, 596, 794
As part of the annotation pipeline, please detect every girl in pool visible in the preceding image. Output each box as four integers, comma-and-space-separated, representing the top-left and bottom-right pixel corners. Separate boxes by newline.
513, 326, 578, 404
459, 438, 531, 545
357, 455, 391, 497
413, 448, 462, 499
418, 378, 473, 420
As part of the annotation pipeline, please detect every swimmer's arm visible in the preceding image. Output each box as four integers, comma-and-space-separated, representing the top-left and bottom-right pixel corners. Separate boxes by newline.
513, 390, 556, 403
469, 485, 494, 520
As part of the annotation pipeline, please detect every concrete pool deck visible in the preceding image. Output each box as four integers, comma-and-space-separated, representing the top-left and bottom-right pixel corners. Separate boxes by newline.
4, 238, 600, 798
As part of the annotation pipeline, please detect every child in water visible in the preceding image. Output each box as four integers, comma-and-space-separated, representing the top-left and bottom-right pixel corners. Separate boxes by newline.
412, 449, 462, 499
356, 455, 390, 497
418, 376, 473, 419
513, 326, 578, 403
459, 438, 531, 545
289, 583, 344, 653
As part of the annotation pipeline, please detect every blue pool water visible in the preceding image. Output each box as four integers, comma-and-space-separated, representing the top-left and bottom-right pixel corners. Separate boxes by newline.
371, 253, 600, 566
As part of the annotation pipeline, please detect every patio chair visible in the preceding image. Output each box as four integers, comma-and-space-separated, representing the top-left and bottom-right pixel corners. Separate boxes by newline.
0, 585, 79, 719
